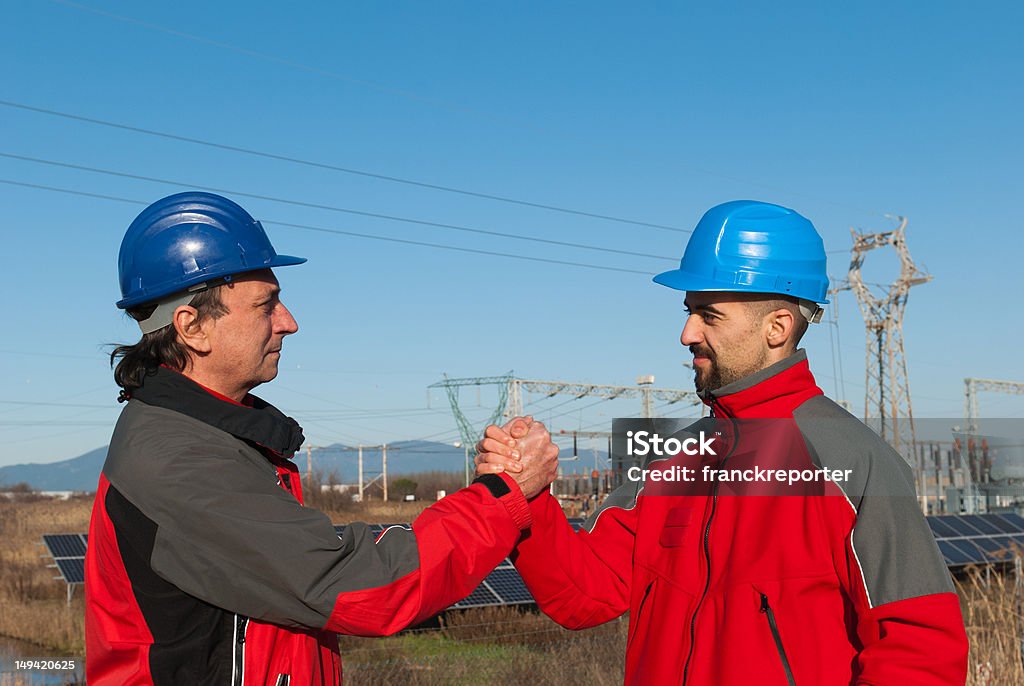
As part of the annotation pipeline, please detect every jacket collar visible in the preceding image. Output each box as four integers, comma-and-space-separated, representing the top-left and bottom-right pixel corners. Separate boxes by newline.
130, 366, 305, 458
698, 349, 823, 418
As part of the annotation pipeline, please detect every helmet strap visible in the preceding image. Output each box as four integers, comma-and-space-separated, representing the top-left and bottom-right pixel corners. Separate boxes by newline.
137, 282, 215, 335
798, 299, 825, 325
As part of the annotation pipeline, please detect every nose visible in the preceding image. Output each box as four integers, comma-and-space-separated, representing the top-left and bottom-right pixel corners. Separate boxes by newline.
680, 314, 703, 347
275, 301, 299, 335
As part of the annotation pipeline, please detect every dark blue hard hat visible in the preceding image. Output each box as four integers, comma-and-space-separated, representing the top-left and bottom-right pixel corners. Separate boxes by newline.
116, 192, 306, 310
653, 200, 829, 303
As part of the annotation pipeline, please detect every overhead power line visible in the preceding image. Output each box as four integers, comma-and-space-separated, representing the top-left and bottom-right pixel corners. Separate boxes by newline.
0, 99, 688, 232
0, 179, 652, 275
39, 4, 896, 223
0, 152, 673, 262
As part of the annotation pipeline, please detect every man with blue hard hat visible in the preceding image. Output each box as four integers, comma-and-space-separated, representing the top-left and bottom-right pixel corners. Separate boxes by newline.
85, 191, 558, 685
477, 200, 968, 685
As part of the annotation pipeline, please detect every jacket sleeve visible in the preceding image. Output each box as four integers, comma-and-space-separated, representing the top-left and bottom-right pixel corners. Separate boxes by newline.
797, 402, 969, 684
107, 431, 531, 636
835, 492, 969, 685
511, 482, 638, 629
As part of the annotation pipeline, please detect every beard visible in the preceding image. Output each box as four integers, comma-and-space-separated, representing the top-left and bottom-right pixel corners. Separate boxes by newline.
690, 345, 766, 393
690, 345, 722, 392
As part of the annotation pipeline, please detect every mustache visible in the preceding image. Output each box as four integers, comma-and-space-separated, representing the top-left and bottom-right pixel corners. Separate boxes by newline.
689, 345, 715, 361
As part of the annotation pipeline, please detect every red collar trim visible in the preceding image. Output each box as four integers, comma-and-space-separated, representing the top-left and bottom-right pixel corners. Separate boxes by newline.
704, 354, 823, 418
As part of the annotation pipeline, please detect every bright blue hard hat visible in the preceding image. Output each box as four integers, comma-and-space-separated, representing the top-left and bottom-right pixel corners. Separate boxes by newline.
653, 200, 829, 303
116, 191, 306, 309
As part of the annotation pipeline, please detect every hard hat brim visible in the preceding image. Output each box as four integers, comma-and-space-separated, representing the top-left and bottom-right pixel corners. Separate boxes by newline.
116, 254, 307, 310
652, 268, 829, 304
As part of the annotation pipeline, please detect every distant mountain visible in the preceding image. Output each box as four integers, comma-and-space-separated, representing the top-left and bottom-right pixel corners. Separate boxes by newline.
0, 438, 606, 493
0, 441, 472, 493
0, 446, 107, 492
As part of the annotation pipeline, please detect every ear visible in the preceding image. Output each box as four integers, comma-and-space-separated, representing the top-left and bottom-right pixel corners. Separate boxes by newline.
173, 306, 213, 354
764, 307, 796, 350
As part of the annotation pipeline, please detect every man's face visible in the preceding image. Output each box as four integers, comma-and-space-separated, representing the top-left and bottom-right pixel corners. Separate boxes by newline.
201, 269, 298, 394
680, 291, 770, 393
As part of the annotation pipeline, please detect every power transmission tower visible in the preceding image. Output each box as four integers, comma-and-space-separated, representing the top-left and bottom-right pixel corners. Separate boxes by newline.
837, 217, 931, 461
506, 376, 696, 418
965, 378, 1024, 433
428, 373, 513, 455
429, 374, 698, 450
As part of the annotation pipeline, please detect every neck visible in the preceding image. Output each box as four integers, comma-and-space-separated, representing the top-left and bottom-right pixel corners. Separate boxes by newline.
180, 365, 252, 403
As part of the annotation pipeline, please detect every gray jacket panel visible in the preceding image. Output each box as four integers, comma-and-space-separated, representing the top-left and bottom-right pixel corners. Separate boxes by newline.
793, 395, 954, 607
105, 400, 419, 628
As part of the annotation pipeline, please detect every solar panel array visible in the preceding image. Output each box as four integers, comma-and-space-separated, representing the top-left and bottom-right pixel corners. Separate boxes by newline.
52, 513, 1024, 602
42, 533, 88, 584
927, 513, 1024, 567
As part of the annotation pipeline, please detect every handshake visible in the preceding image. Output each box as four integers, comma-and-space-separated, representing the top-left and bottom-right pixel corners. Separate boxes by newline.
475, 417, 560, 499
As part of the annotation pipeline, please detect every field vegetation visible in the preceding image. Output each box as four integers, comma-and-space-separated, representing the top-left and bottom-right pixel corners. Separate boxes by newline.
1, 478, 1023, 684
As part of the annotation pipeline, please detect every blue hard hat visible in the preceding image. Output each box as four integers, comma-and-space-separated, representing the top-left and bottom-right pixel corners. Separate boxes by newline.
116, 192, 306, 309
653, 200, 829, 303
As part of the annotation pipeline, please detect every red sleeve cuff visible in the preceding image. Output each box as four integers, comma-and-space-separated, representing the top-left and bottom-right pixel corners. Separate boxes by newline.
473, 472, 533, 530
497, 471, 532, 530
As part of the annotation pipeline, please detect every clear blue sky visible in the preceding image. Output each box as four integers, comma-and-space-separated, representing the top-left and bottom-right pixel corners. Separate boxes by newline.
2, 1, 1022, 468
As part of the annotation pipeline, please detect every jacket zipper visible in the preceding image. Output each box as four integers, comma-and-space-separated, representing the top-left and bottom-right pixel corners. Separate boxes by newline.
760, 593, 796, 686
232, 614, 248, 686
681, 405, 733, 685
627, 581, 655, 651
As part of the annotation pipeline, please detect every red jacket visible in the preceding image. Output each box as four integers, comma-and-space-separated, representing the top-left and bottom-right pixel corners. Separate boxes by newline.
86, 367, 531, 685
513, 352, 968, 685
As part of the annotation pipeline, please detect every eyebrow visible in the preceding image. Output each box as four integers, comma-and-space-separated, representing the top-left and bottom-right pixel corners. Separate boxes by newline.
684, 301, 726, 316
255, 288, 281, 305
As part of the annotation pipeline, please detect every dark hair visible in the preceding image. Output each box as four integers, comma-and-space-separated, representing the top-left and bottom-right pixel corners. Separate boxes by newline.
110, 287, 229, 395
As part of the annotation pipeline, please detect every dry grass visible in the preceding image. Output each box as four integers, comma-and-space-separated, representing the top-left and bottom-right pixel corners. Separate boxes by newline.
0, 495, 91, 654
958, 567, 1024, 685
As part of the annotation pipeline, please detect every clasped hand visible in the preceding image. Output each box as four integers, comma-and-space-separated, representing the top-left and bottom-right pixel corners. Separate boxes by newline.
474, 416, 559, 499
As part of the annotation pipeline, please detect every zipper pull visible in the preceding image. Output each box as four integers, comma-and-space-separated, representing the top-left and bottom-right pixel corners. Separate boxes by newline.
760, 593, 769, 613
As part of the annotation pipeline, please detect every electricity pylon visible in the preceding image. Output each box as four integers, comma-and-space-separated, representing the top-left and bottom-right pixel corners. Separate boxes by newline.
429, 374, 698, 451
839, 217, 931, 461
965, 378, 1024, 433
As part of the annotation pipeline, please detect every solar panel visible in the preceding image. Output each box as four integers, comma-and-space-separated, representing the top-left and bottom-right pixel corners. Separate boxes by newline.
42, 534, 88, 587
55, 558, 86, 584
940, 516, 986, 537
1001, 513, 1024, 529
927, 513, 1024, 567
485, 568, 534, 604
43, 534, 86, 558
926, 518, 960, 539
453, 583, 501, 608
983, 514, 1024, 534
937, 540, 973, 566
961, 515, 1004, 536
